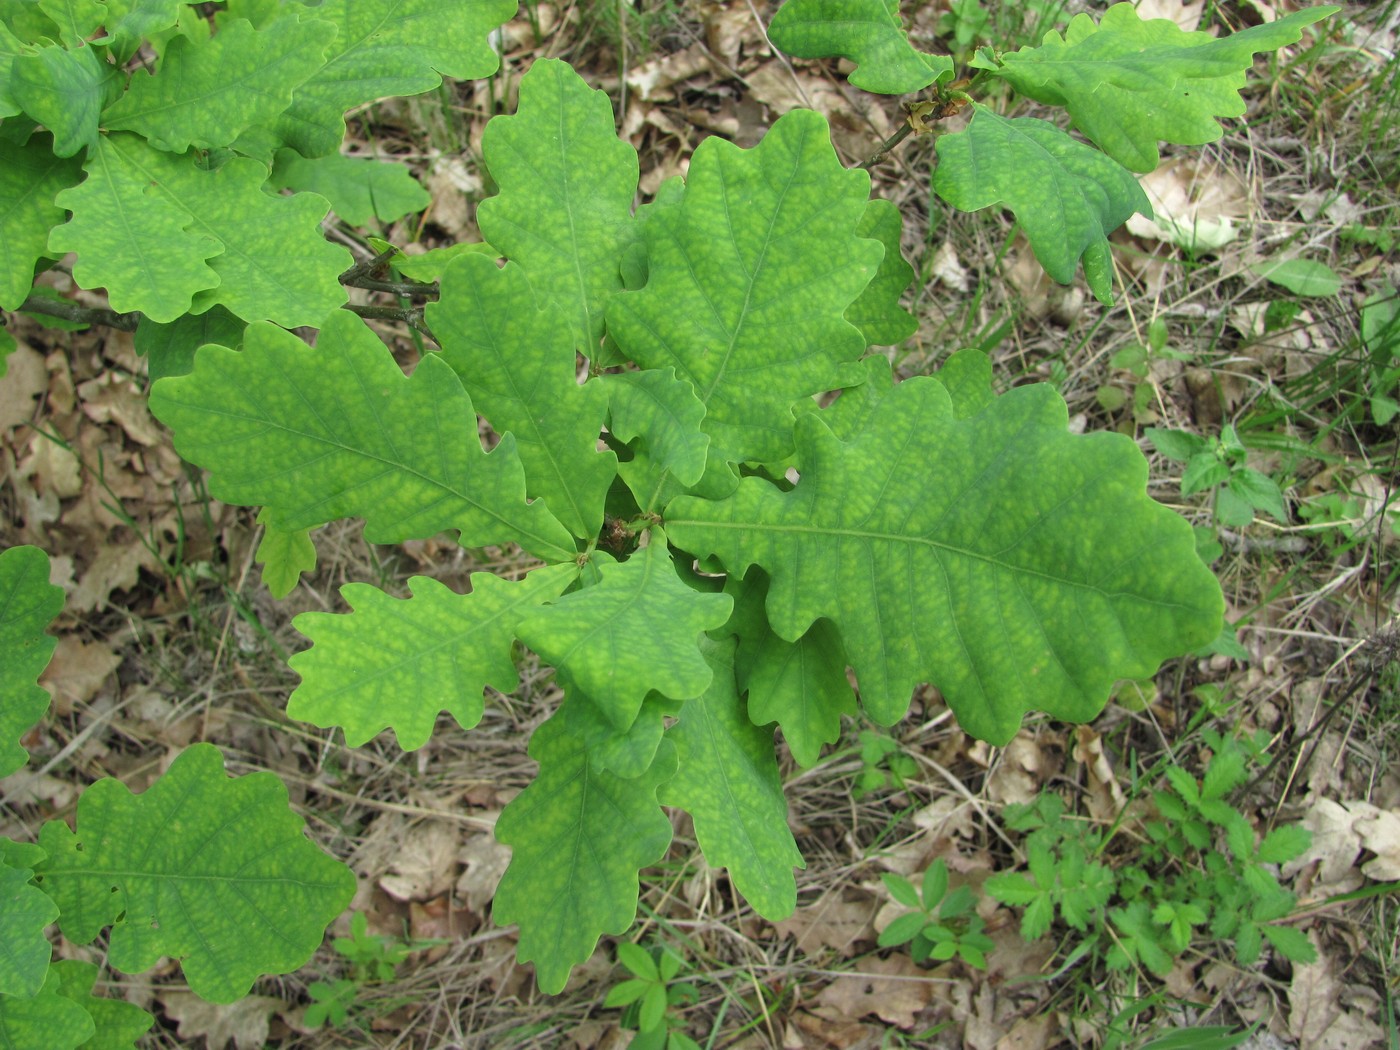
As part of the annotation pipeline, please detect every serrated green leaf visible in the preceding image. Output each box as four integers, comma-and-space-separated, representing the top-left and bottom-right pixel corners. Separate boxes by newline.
724, 569, 854, 769
9, 42, 115, 157
768, 0, 954, 94
1, 545, 63, 778
50, 960, 154, 1050
255, 509, 316, 599
993, 3, 1340, 173
49, 133, 350, 325
493, 698, 678, 994
36, 0, 103, 47
610, 110, 881, 467
273, 0, 515, 158
148, 310, 577, 562
0, 967, 94, 1050
1228, 469, 1288, 522
0, 130, 80, 306
478, 58, 639, 355
427, 254, 618, 538
33, 743, 355, 1003
1257, 825, 1310, 865
133, 305, 245, 382
1145, 427, 1207, 464
1200, 747, 1246, 800
288, 566, 577, 749
984, 871, 1040, 906
517, 540, 733, 728
103, 15, 336, 153
0, 857, 56, 997
1259, 922, 1315, 963
667, 370, 1223, 742
844, 199, 917, 345
933, 105, 1150, 304
657, 637, 803, 918
271, 148, 430, 226
605, 368, 711, 508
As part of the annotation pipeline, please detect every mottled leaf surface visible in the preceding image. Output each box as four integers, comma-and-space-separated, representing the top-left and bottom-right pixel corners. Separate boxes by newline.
845, 199, 916, 345
36, 0, 103, 48
0, 968, 93, 1050
288, 566, 577, 749
9, 43, 114, 156
768, 0, 954, 94
658, 637, 804, 917
933, 106, 1151, 304
33, 743, 356, 1003
254, 509, 315, 599
133, 305, 245, 382
478, 59, 638, 355
0, 545, 63, 778
493, 698, 677, 994
723, 569, 854, 768
50, 134, 349, 325
0, 854, 56, 998
993, 3, 1339, 172
609, 110, 880, 466
148, 311, 576, 561
0, 133, 82, 309
271, 148, 431, 226
103, 15, 336, 153
518, 541, 732, 728
604, 367, 710, 510
668, 366, 1224, 743
428, 254, 617, 538
275, 0, 516, 157
51, 960, 154, 1050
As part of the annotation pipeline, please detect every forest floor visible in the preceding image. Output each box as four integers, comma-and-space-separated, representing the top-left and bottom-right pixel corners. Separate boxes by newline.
2, 1, 1398, 1048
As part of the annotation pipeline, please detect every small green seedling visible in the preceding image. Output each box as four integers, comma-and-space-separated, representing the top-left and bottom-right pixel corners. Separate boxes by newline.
1098, 318, 1193, 426
879, 860, 996, 968
305, 912, 445, 1030
855, 729, 920, 798
1147, 424, 1289, 528
603, 943, 700, 1050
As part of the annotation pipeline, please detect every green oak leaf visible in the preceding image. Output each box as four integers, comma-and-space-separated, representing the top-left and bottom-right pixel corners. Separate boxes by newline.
49, 133, 350, 325
288, 565, 577, 749
50, 960, 154, 1050
148, 310, 577, 562
274, 0, 516, 158
933, 105, 1151, 304
845, 199, 917, 345
722, 569, 855, 768
133, 305, 245, 382
517, 539, 733, 729
768, 0, 955, 94
36, 0, 103, 47
427, 254, 618, 538
271, 149, 431, 226
493, 697, 677, 994
0, 22, 23, 116
667, 363, 1224, 743
32, 743, 356, 1003
0, 326, 14, 376
993, 3, 1341, 173
389, 241, 498, 282
255, 508, 315, 599
608, 109, 881, 467
1, 545, 63, 778
101, 0, 182, 59
0, 0, 61, 44
103, 15, 337, 153
929, 346, 997, 419
604, 367, 711, 510
657, 637, 804, 917
478, 58, 639, 356
8, 42, 116, 157
0, 968, 94, 1050
0, 854, 56, 997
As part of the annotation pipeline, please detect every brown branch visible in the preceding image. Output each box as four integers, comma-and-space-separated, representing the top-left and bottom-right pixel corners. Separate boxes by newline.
15, 293, 141, 332
344, 303, 437, 343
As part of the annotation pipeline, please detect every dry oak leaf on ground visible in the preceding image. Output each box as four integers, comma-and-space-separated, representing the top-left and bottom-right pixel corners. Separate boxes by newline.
814, 953, 937, 1028
160, 992, 284, 1050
